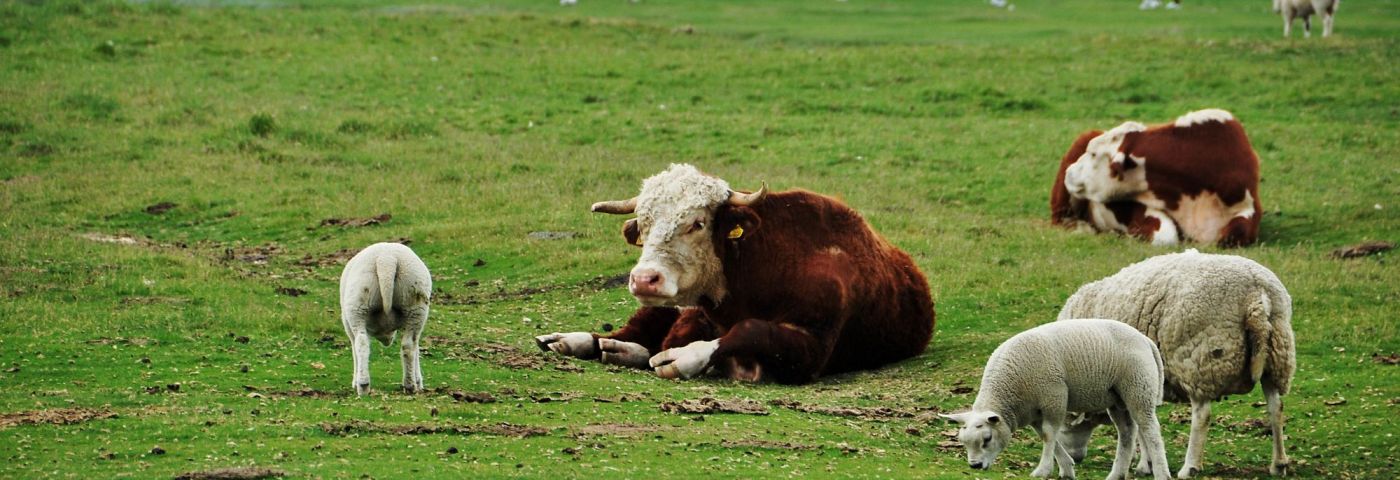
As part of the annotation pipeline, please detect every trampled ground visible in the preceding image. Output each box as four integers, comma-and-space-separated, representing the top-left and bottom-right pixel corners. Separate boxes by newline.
1, 0, 1396, 478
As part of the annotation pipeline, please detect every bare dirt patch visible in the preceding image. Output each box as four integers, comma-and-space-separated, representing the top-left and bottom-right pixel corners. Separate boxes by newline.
659, 397, 769, 415
1372, 353, 1398, 365
768, 399, 933, 420
320, 420, 547, 437
174, 467, 287, 480
317, 213, 391, 228
144, 202, 177, 215
0, 407, 117, 430
573, 423, 664, 437
718, 439, 817, 450
1331, 240, 1394, 259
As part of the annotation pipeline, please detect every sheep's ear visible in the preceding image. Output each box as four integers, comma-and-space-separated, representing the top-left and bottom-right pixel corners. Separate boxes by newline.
939, 412, 971, 424
987, 415, 1001, 425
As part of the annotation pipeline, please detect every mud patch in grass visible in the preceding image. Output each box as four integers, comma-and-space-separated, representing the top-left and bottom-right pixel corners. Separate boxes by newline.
0, 407, 117, 430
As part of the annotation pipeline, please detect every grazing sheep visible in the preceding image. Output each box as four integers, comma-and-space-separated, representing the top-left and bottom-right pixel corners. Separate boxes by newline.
340, 242, 432, 395
1275, 0, 1338, 38
941, 319, 1171, 480
1057, 249, 1295, 477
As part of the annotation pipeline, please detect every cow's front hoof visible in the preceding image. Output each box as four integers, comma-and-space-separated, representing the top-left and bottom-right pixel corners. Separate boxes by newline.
599, 338, 651, 368
534, 332, 596, 358
649, 340, 719, 379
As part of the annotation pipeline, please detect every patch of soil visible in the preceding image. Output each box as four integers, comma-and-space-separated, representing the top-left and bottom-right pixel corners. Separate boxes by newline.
80, 232, 147, 246
274, 287, 306, 297
769, 399, 925, 420
85, 337, 157, 346
144, 202, 178, 215
659, 397, 769, 415
1331, 240, 1394, 259
318, 213, 391, 228
451, 391, 496, 403
222, 243, 284, 265
719, 439, 815, 450
294, 238, 411, 268
0, 407, 117, 430
320, 420, 546, 438
173, 467, 287, 480
120, 296, 189, 305
1225, 418, 1271, 436
526, 231, 580, 241
573, 423, 663, 437
268, 388, 335, 398
1372, 353, 1399, 365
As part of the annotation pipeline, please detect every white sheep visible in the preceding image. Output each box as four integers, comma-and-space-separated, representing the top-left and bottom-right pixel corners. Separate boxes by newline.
340, 242, 432, 395
941, 319, 1171, 480
1275, 0, 1338, 38
1057, 249, 1295, 478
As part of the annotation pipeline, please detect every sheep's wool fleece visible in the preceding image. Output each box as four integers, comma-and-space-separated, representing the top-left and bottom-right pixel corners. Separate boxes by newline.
1058, 249, 1295, 402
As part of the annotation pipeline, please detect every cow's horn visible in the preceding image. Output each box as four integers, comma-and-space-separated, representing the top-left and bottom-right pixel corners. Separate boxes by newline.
591, 197, 637, 214
728, 182, 768, 207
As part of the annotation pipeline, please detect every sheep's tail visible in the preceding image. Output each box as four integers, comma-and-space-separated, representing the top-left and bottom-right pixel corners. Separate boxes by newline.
374, 254, 398, 317
1148, 334, 1166, 406
1243, 291, 1273, 387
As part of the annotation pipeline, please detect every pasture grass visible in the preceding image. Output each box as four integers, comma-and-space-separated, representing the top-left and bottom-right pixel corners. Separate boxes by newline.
0, 0, 1396, 478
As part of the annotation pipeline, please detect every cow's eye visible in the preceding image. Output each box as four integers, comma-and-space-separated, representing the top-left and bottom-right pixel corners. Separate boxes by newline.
689, 221, 705, 233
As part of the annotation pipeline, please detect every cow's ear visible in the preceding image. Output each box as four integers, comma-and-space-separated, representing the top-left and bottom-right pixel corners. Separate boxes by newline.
622, 218, 642, 247
716, 205, 761, 241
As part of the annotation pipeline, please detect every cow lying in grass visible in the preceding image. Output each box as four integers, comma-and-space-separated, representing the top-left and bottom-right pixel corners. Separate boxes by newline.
537, 164, 936, 384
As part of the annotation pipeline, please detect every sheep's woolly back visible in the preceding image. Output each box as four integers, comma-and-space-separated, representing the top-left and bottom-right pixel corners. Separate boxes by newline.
1058, 249, 1295, 401
635, 164, 732, 242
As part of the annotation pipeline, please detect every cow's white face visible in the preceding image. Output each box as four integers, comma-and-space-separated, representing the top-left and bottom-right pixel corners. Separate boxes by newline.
941, 411, 1012, 470
623, 165, 732, 307
1064, 121, 1149, 203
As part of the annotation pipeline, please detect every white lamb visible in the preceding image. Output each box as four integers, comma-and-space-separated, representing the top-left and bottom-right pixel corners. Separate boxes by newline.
1057, 249, 1295, 478
340, 242, 432, 395
941, 319, 1171, 480
1275, 0, 1337, 38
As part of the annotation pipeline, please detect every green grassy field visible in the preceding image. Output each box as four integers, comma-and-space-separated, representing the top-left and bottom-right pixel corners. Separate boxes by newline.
1, 0, 1397, 478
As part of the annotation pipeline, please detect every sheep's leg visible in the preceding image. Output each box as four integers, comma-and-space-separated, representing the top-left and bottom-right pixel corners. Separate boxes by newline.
1303, 16, 1312, 37
1106, 406, 1138, 480
400, 306, 428, 393
1283, 12, 1293, 37
1266, 384, 1290, 475
1030, 423, 1057, 478
349, 327, 372, 395
1322, 12, 1333, 37
1177, 400, 1211, 478
1130, 406, 1171, 480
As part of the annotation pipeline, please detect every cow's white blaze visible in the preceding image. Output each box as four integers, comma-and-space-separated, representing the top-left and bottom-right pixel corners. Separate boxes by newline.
628, 164, 731, 306
1063, 122, 1148, 203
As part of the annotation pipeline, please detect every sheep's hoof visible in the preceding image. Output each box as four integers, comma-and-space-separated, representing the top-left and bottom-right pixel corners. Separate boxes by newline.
355, 383, 371, 396
1270, 461, 1290, 476
1177, 465, 1199, 478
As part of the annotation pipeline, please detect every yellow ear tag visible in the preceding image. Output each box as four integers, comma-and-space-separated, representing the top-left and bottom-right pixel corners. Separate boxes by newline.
727, 226, 744, 240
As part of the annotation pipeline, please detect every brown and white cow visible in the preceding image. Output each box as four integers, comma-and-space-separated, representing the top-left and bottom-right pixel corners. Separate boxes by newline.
1052, 108, 1262, 247
536, 164, 936, 384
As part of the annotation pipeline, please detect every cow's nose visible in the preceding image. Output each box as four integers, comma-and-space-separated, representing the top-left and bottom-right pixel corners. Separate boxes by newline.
629, 269, 664, 295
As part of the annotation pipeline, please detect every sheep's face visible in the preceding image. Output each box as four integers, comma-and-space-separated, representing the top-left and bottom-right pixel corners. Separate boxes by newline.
941, 411, 1011, 470
1060, 413, 1110, 463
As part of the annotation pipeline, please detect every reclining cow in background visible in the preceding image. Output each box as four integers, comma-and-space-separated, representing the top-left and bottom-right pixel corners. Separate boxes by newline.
537, 164, 936, 384
1051, 108, 1263, 247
